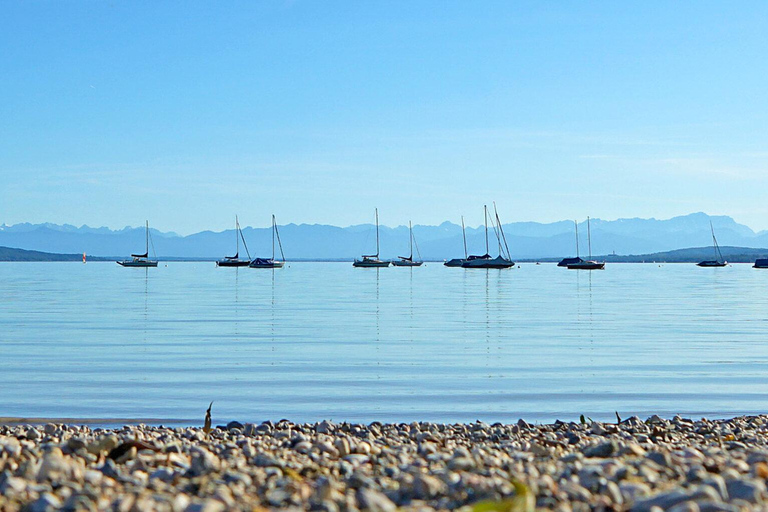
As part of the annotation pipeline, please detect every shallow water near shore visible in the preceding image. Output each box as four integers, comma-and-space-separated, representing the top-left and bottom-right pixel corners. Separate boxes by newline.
2, 261, 768, 425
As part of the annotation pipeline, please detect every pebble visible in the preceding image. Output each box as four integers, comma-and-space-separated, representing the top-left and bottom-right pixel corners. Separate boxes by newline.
0, 414, 767, 511
725, 478, 764, 504
357, 488, 397, 512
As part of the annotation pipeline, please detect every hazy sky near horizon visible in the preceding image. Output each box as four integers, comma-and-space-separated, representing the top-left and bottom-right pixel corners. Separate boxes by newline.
2, 1, 767, 234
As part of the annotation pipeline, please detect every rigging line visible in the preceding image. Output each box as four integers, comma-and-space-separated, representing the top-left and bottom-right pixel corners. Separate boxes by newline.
494, 202, 511, 260
488, 212, 503, 256
412, 226, 423, 262
575, 220, 580, 259
461, 216, 468, 259
239, 222, 251, 260
149, 227, 157, 260
484, 205, 489, 255
710, 221, 723, 262
274, 218, 286, 261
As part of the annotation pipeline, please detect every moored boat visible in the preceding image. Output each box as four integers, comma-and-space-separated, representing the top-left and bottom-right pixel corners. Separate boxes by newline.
117, 221, 158, 267
558, 223, 585, 267
216, 216, 251, 267
557, 257, 584, 267
249, 215, 286, 269
696, 221, 727, 267
754, 259, 768, 269
392, 221, 423, 267
566, 217, 605, 270
354, 209, 390, 268
461, 203, 514, 269
444, 216, 469, 267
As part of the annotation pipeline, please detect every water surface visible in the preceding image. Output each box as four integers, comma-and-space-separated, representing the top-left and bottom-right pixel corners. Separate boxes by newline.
2, 262, 768, 425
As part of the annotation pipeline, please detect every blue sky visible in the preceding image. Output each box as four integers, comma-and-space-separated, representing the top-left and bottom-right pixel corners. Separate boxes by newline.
1, 1, 767, 234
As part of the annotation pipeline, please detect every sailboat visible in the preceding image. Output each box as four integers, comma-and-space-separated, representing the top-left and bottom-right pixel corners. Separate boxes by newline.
462, 204, 515, 268
117, 221, 158, 267
697, 221, 727, 267
444, 216, 469, 267
353, 208, 390, 267
392, 221, 423, 267
249, 215, 286, 268
558, 221, 585, 267
567, 217, 605, 270
216, 216, 251, 267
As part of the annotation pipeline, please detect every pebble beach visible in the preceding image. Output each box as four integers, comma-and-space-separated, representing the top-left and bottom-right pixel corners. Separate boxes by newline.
2, 415, 768, 511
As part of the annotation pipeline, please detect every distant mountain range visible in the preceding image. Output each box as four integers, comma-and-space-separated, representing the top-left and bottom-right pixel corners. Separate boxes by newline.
2, 213, 768, 260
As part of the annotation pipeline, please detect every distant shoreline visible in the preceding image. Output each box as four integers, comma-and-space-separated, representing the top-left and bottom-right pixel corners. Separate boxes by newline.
4, 245, 768, 264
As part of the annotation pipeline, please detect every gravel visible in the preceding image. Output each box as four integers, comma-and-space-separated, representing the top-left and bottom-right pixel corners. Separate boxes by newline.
2, 415, 768, 510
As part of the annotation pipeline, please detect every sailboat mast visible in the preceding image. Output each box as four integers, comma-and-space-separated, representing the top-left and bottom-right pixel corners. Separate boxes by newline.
145, 220, 149, 254
272, 215, 276, 260
409, 221, 413, 260
375, 208, 380, 258
461, 216, 468, 259
575, 221, 580, 259
484, 205, 489, 255
587, 216, 592, 259
273, 216, 286, 261
236, 216, 239, 256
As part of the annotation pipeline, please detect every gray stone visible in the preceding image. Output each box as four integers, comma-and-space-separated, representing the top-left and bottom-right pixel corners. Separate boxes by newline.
646, 451, 671, 467
667, 501, 700, 512
254, 453, 282, 467
0, 475, 26, 495
701, 475, 728, 500
725, 479, 765, 504
590, 422, 607, 435
150, 467, 176, 482
412, 473, 445, 499
631, 490, 693, 512
559, 481, 592, 502
357, 488, 397, 512
255, 423, 272, 434
317, 420, 335, 434
27, 493, 61, 512
100, 458, 122, 480
184, 499, 226, 512
605, 481, 624, 506
334, 437, 351, 457
697, 504, 741, 512
188, 448, 220, 476
226, 420, 244, 431
583, 441, 617, 458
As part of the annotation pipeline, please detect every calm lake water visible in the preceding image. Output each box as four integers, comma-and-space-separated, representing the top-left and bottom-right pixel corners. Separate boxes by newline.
2, 261, 768, 425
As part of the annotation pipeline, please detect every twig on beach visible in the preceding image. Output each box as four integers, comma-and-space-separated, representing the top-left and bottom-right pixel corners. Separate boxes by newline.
204, 401, 213, 436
